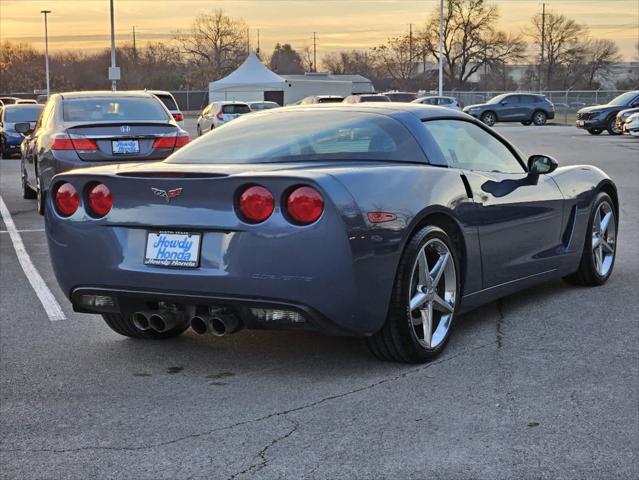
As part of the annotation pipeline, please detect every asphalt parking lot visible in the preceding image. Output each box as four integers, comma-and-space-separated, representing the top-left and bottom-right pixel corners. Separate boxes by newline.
1, 125, 637, 479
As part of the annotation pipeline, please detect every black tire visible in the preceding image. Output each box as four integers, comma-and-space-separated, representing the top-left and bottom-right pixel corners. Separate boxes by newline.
587, 128, 603, 135
22, 167, 36, 199
563, 192, 617, 286
532, 110, 547, 126
521, 121, 532, 126
481, 111, 496, 127
197, 125, 202, 136
606, 117, 622, 135
36, 176, 46, 215
102, 313, 189, 339
366, 225, 461, 363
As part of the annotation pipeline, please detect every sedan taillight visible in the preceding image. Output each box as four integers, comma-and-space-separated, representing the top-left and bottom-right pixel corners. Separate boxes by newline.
54, 182, 79, 216
152, 136, 176, 149
172, 112, 184, 122
50, 134, 75, 151
87, 183, 112, 217
175, 132, 190, 148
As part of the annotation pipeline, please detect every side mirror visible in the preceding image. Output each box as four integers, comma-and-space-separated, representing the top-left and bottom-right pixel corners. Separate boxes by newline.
528, 154, 558, 175
14, 122, 32, 135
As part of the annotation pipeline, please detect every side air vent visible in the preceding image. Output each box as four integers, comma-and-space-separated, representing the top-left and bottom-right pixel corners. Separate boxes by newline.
562, 205, 577, 248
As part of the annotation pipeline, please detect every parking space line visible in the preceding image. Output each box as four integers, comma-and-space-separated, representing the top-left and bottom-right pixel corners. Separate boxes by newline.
0, 228, 45, 233
0, 195, 66, 321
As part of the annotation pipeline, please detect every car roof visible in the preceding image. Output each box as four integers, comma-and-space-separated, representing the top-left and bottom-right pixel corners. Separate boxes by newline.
58, 91, 156, 100
214, 101, 249, 105
2, 103, 43, 110
275, 102, 466, 121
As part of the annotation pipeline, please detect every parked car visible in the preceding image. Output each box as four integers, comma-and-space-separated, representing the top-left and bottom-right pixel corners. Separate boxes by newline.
463, 93, 555, 126
36, 95, 49, 104
45, 104, 617, 363
16, 99, 38, 105
623, 112, 639, 137
300, 95, 344, 104
412, 96, 461, 110
1, 104, 43, 157
0, 96, 20, 105
247, 101, 279, 111
615, 107, 639, 132
196, 101, 251, 135
18, 91, 188, 214
383, 91, 418, 102
343, 94, 391, 103
576, 91, 639, 135
142, 90, 184, 127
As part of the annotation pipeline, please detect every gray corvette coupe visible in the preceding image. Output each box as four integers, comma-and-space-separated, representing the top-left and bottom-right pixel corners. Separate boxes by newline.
45, 104, 618, 362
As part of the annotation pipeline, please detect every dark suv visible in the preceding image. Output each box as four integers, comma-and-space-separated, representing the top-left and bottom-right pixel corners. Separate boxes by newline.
576, 91, 639, 135
463, 93, 555, 127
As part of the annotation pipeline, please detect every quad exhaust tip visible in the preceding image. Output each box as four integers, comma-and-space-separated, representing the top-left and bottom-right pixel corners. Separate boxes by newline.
190, 313, 241, 336
133, 310, 185, 333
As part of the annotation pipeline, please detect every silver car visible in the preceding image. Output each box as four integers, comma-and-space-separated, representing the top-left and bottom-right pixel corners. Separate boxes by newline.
412, 96, 461, 110
197, 102, 251, 136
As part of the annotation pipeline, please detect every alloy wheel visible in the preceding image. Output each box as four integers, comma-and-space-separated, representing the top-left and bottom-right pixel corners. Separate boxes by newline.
591, 201, 616, 277
533, 112, 546, 125
408, 238, 457, 349
482, 112, 496, 126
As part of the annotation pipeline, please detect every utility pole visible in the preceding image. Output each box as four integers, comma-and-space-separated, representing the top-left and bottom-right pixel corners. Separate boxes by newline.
41, 10, 51, 98
108, 0, 119, 91
132, 25, 137, 58
409, 23, 413, 78
313, 32, 317, 72
246, 28, 250, 56
256, 29, 261, 57
539, 2, 545, 91
438, 0, 444, 96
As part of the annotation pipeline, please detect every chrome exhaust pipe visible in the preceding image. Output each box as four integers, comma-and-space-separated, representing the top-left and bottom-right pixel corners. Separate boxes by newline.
190, 313, 241, 336
148, 311, 185, 333
132, 311, 152, 331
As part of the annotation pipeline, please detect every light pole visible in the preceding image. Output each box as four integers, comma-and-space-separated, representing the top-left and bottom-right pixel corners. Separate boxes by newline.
108, 0, 120, 91
438, 0, 444, 96
41, 10, 51, 98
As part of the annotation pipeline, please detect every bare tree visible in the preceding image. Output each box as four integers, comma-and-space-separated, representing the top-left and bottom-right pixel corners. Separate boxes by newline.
371, 35, 414, 84
418, 0, 526, 88
173, 10, 247, 81
581, 39, 621, 88
531, 11, 586, 89
321, 50, 377, 78
300, 45, 314, 72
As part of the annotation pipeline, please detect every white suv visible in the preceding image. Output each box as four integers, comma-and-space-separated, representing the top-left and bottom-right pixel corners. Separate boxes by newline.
197, 102, 251, 135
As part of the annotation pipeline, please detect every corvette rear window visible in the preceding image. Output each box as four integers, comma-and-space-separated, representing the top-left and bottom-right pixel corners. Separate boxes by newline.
167, 110, 425, 164
63, 97, 170, 122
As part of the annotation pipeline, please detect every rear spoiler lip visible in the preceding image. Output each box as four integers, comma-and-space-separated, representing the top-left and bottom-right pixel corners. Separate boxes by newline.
63, 121, 176, 129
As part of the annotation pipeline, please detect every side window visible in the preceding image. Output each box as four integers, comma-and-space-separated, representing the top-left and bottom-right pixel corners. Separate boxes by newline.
35, 100, 53, 132
422, 120, 525, 174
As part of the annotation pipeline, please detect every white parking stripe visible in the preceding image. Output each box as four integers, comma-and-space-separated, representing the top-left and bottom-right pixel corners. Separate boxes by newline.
0, 195, 66, 321
0, 228, 45, 233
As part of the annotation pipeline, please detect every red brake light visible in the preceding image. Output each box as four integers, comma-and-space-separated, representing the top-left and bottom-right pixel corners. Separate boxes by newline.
238, 185, 274, 223
175, 132, 190, 148
87, 183, 112, 217
70, 136, 98, 151
286, 186, 324, 224
172, 112, 184, 122
55, 182, 79, 216
216, 110, 224, 120
152, 136, 177, 149
51, 134, 74, 150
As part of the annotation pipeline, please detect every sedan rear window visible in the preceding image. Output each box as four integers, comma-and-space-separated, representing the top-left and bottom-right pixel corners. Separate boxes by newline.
63, 97, 170, 122
155, 94, 178, 111
167, 110, 425, 164
222, 104, 250, 114
4, 105, 43, 122
360, 96, 391, 102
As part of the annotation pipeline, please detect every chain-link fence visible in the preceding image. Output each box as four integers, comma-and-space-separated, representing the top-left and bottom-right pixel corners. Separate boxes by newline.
169, 90, 208, 112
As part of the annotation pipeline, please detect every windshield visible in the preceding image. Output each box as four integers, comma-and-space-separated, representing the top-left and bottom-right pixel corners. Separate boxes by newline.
154, 94, 178, 111
167, 110, 425, 164
609, 91, 638, 106
63, 96, 170, 122
361, 96, 391, 102
4, 105, 43, 122
222, 104, 250, 114
318, 97, 343, 103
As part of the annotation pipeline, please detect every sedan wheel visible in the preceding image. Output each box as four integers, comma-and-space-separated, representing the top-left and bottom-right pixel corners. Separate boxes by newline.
587, 128, 603, 135
22, 168, 36, 199
197, 125, 202, 136
36, 177, 46, 215
367, 225, 460, 363
481, 112, 496, 127
607, 117, 622, 135
533, 111, 547, 126
521, 121, 532, 126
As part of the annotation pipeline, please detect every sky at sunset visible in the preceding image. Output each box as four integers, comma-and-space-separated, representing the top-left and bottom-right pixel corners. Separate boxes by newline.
1, 0, 638, 61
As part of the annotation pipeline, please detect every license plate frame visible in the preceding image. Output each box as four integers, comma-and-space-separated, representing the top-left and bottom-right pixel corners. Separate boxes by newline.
144, 230, 202, 268
112, 139, 140, 155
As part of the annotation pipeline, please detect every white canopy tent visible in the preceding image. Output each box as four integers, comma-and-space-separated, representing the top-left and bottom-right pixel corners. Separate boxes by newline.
208, 53, 285, 103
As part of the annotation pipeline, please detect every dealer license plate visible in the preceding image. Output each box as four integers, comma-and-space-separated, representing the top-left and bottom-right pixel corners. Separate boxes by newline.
112, 139, 140, 154
144, 231, 201, 268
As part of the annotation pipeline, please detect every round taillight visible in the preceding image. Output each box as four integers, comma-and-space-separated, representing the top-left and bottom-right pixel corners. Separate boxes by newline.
87, 183, 112, 217
238, 185, 274, 223
286, 186, 324, 224
55, 182, 79, 216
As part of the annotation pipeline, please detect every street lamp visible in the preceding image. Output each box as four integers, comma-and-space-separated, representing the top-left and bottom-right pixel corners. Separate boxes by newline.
41, 10, 51, 98
438, 0, 444, 96
108, 0, 120, 91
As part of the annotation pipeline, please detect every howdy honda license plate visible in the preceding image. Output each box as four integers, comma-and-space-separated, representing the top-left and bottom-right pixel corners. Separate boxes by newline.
112, 139, 139, 154
144, 231, 201, 268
